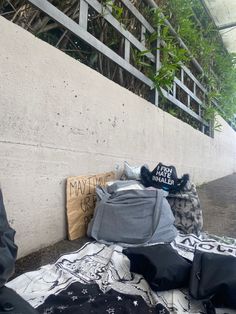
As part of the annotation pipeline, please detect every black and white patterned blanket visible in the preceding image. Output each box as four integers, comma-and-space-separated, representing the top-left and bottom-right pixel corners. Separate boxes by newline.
6, 240, 236, 314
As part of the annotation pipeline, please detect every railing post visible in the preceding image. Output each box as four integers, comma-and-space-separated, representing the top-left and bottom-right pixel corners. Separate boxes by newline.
173, 82, 176, 98
141, 25, 146, 46
23, 0, 213, 136
79, 0, 88, 29
124, 39, 130, 62
187, 95, 191, 108
154, 26, 161, 107
181, 68, 184, 82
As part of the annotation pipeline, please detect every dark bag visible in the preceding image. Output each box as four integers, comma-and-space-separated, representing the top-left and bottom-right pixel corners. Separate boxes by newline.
0, 189, 17, 288
190, 250, 236, 309
124, 244, 192, 291
141, 163, 189, 193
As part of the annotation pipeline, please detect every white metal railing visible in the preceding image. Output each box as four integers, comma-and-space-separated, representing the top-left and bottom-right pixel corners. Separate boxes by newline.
25, 0, 212, 134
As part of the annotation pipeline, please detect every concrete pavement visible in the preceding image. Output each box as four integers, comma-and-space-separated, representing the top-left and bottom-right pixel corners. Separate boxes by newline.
198, 173, 236, 238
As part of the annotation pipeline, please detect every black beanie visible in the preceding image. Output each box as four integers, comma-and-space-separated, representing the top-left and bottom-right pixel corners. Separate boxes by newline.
141, 163, 189, 193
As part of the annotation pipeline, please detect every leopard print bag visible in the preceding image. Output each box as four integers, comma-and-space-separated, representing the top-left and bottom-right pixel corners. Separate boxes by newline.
167, 181, 203, 236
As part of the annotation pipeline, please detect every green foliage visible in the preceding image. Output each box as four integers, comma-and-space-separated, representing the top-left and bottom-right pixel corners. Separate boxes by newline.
1, 0, 235, 127
131, 0, 236, 126
150, 9, 189, 92
132, 8, 190, 93
158, 0, 236, 121
101, 0, 123, 21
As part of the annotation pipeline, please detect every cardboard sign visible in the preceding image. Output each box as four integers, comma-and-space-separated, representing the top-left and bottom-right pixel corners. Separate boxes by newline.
66, 172, 115, 240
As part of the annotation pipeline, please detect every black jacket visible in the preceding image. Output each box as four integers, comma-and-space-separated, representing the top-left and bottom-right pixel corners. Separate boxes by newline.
0, 189, 17, 288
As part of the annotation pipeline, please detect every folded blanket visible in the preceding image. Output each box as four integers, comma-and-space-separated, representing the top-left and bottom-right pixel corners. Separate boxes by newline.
7, 242, 169, 313
7, 241, 236, 314
171, 233, 236, 261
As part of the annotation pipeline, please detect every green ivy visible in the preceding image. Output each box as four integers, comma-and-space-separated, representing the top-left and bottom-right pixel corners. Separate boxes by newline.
101, 0, 123, 21
101, 0, 236, 126
132, 8, 190, 94
158, 0, 236, 122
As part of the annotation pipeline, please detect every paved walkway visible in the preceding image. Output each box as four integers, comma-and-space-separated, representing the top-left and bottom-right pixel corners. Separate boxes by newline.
198, 173, 236, 238
13, 173, 236, 278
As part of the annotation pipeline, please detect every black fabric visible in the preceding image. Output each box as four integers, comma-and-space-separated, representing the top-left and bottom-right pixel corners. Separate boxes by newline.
37, 282, 169, 314
141, 163, 189, 192
202, 300, 216, 314
0, 189, 17, 288
190, 250, 236, 309
124, 244, 192, 291
0, 286, 38, 314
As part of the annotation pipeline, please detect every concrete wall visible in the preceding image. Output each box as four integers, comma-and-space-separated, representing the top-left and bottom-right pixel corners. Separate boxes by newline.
0, 16, 236, 257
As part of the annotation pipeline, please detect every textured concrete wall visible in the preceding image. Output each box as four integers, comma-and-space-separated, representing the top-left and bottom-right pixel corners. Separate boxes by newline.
0, 16, 236, 257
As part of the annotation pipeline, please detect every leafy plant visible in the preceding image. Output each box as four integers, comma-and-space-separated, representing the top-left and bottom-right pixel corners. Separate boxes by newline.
132, 8, 190, 94
156, 0, 236, 123
101, 0, 123, 21
1, 0, 235, 131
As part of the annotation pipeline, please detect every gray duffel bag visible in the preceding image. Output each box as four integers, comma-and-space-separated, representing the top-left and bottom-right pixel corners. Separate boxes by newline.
87, 186, 177, 246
